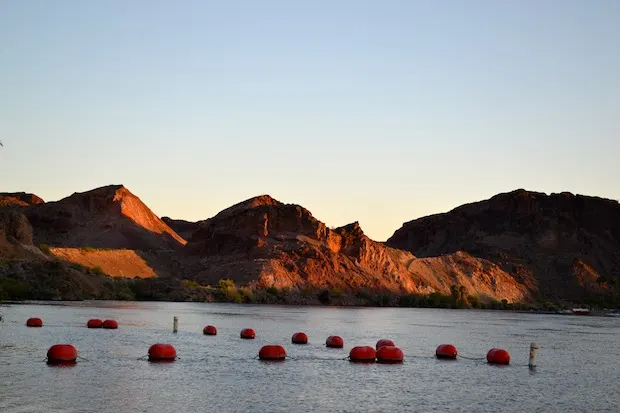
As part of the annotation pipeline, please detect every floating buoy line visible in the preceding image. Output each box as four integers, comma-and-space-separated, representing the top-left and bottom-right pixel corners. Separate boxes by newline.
87, 319, 103, 328
291, 332, 308, 344
28, 317, 533, 368
326, 335, 344, 348
26, 317, 43, 327
240, 328, 255, 339
103, 319, 118, 329
148, 344, 177, 362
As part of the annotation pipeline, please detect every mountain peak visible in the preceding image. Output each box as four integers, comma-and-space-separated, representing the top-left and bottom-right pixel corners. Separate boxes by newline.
25, 184, 186, 249
0, 192, 45, 206
212, 194, 283, 220
68, 184, 127, 198
334, 221, 365, 237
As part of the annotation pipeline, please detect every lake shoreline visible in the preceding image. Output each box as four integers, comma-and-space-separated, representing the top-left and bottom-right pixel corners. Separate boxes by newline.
3, 298, 619, 318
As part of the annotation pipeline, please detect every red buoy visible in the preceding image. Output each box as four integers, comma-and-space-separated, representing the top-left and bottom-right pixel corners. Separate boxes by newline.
240, 328, 255, 339
259, 345, 287, 360
376, 346, 404, 363
47, 344, 78, 365
26, 317, 43, 327
292, 332, 308, 344
87, 319, 103, 328
435, 344, 458, 359
326, 335, 344, 348
102, 319, 118, 329
349, 346, 376, 362
203, 325, 217, 335
376, 339, 395, 350
148, 344, 177, 362
487, 348, 510, 365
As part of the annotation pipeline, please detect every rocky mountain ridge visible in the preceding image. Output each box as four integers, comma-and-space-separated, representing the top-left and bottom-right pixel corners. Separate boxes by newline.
180, 195, 528, 302
386, 189, 620, 302
1, 185, 618, 306
0, 192, 45, 207
22, 185, 186, 250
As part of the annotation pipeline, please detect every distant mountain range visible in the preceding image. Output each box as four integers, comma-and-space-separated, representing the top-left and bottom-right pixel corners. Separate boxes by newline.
1, 185, 618, 307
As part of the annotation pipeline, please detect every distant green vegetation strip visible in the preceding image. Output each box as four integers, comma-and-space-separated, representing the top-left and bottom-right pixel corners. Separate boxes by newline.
1, 259, 618, 310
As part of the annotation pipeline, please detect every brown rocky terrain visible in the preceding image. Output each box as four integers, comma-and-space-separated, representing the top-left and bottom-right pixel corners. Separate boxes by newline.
49, 248, 157, 279
181, 195, 528, 303
2, 184, 618, 306
0, 207, 135, 301
0, 209, 42, 258
23, 185, 186, 250
0, 192, 45, 207
0, 185, 185, 279
386, 189, 620, 302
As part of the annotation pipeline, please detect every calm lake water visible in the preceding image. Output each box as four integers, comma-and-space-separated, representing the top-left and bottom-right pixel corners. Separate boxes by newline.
1, 301, 619, 413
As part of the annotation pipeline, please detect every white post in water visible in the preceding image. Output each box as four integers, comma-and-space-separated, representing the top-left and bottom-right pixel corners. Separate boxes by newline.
528, 342, 538, 368
173, 316, 178, 333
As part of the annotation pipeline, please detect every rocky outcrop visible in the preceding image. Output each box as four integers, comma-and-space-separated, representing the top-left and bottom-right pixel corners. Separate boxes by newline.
0, 210, 32, 245
0, 209, 41, 258
183, 195, 528, 302
23, 185, 186, 250
386, 189, 620, 301
0, 209, 33, 257
0, 192, 44, 207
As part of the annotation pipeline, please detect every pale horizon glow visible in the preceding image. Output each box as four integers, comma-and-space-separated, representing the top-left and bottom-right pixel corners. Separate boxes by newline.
1, 1, 619, 241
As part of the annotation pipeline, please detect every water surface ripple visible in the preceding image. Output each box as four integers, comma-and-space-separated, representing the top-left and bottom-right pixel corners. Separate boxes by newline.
1, 302, 618, 413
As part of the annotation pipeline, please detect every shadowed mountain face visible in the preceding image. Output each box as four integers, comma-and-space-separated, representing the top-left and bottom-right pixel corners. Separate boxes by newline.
0, 209, 38, 257
386, 189, 620, 301
181, 195, 528, 302
23, 185, 186, 250
161, 217, 202, 241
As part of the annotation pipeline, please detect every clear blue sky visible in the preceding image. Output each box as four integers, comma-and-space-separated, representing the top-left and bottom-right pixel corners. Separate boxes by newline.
1, 1, 618, 241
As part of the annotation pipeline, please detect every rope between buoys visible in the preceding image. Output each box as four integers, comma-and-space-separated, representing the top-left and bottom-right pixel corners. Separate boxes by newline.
77, 355, 89, 361
404, 353, 435, 359
457, 355, 486, 361
251, 355, 350, 362
284, 355, 349, 361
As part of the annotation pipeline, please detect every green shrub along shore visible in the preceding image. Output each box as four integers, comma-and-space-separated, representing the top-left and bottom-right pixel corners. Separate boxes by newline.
1, 258, 619, 310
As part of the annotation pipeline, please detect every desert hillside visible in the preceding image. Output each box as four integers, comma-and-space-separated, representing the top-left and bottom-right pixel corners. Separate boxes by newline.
0, 209, 41, 258
180, 195, 529, 303
0, 192, 44, 207
2, 184, 618, 307
49, 247, 157, 279
23, 185, 186, 250
0, 206, 137, 301
386, 189, 620, 302
1, 185, 184, 279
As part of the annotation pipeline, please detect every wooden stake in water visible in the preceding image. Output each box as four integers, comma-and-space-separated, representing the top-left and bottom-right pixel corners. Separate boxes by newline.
528, 342, 538, 368
173, 316, 178, 333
